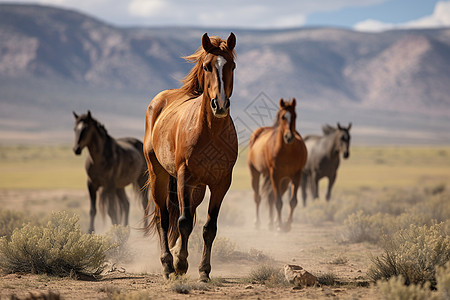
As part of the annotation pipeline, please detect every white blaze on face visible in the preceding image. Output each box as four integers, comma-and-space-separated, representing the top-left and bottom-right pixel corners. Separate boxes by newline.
284, 111, 292, 125
215, 55, 226, 106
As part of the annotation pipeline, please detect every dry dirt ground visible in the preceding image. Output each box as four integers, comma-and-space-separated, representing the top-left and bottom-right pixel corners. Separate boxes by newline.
0, 189, 383, 299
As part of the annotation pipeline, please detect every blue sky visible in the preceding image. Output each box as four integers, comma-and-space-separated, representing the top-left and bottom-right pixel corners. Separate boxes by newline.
2, 0, 449, 31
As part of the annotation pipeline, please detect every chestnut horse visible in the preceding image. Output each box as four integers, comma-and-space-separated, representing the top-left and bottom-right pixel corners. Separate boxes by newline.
143, 33, 237, 281
248, 98, 307, 231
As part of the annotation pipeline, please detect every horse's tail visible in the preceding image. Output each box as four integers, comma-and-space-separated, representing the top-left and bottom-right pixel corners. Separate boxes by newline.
135, 169, 154, 229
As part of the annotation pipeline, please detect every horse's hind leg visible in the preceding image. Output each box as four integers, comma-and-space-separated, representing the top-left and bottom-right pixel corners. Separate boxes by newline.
148, 157, 174, 278
199, 173, 232, 282
87, 180, 98, 233
249, 165, 261, 228
301, 172, 308, 207
116, 188, 130, 226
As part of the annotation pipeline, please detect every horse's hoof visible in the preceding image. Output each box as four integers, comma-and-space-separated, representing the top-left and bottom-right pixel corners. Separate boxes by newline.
174, 258, 189, 275
199, 272, 210, 282
254, 220, 260, 229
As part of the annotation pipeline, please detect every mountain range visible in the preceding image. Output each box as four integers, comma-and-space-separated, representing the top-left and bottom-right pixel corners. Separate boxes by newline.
1, 4, 449, 145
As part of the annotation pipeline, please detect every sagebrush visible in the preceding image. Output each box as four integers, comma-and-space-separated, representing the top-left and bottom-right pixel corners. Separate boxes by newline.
369, 223, 450, 287
0, 211, 111, 278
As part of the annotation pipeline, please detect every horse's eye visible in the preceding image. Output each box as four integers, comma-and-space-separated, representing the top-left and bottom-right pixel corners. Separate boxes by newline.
232, 62, 236, 70
281, 115, 286, 120
203, 64, 212, 72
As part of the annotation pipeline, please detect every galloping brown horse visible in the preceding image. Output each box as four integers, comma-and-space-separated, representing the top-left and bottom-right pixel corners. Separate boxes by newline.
143, 33, 237, 281
248, 98, 307, 232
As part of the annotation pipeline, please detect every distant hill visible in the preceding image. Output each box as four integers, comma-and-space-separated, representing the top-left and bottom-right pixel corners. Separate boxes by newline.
1, 4, 449, 145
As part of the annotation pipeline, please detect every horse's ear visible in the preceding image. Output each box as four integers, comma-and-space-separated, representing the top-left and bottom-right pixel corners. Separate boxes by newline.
73, 111, 78, 119
202, 33, 213, 52
279, 99, 285, 108
337, 122, 342, 130
291, 98, 296, 107
87, 110, 92, 120
227, 32, 236, 51
348, 123, 352, 130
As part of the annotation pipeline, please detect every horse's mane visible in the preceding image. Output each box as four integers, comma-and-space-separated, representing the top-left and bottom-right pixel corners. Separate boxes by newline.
82, 114, 114, 163
177, 36, 236, 98
322, 124, 337, 135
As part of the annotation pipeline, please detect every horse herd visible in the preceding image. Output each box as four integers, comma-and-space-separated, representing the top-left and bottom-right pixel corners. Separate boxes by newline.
72, 33, 351, 281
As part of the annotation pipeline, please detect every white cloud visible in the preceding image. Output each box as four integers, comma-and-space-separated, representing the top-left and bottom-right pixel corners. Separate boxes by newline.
355, 1, 450, 32
128, 0, 166, 17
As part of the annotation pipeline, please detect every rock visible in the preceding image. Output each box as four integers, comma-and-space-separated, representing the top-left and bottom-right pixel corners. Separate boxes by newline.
284, 264, 318, 288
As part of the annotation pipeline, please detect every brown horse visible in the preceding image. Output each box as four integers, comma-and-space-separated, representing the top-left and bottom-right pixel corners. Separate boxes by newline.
143, 33, 237, 281
73, 111, 150, 233
248, 98, 307, 232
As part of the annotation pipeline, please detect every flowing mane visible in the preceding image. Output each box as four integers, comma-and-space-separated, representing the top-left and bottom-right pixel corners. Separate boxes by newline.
178, 36, 236, 98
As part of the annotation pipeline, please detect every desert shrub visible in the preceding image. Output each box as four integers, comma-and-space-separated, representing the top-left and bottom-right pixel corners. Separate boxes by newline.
436, 262, 450, 300
408, 193, 450, 224
378, 276, 439, 300
249, 264, 286, 286
369, 223, 450, 287
297, 200, 337, 225
212, 237, 236, 259
344, 211, 387, 243
105, 225, 132, 264
0, 211, 111, 278
0, 209, 30, 238
317, 272, 338, 286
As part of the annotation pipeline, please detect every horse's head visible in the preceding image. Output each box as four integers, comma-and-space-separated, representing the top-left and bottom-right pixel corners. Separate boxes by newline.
277, 98, 297, 144
337, 122, 352, 159
72, 110, 95, 155
201, 32, 236, 118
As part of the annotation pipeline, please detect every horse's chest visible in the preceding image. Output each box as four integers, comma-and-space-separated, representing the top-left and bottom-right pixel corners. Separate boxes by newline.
188, 138, 237, 185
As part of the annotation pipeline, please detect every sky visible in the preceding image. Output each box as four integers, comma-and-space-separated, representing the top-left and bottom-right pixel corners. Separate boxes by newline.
2, 0, 450, 31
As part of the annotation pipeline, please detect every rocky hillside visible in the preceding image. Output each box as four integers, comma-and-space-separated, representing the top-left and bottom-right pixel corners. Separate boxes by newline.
1, 4, 449, 144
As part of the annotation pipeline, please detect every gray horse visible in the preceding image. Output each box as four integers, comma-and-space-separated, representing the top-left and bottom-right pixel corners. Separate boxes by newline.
301, 123, 352, 206
73, 111, 150, 233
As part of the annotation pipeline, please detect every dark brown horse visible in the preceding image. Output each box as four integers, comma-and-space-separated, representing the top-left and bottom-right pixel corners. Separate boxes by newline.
248, 98, 307, 232
73, 111, 150, 233
301, 123, 352, 205
143, 33, 237, 281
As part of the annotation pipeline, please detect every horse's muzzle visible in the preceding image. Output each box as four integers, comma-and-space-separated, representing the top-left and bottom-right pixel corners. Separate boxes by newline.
211, 98, 230, 118
284, 133, 294, 144
343, 151, 350, 159
73, 146, 82, 155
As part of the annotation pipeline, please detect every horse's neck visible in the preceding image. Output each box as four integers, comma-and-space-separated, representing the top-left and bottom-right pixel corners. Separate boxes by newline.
87, 128, 109, 163
325, 133, 340, 159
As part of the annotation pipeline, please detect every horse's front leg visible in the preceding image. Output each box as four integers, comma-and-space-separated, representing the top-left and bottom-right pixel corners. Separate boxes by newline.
87, 180, 98, 233
199, 173, 231, 282
326, 174, 336, 201
269, 171, 283, 231
174, 165, 195, 275
286, 172, 301, 231
249, 165, 261, 228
